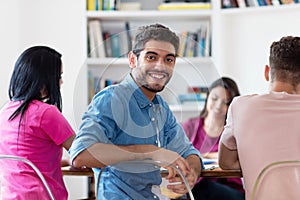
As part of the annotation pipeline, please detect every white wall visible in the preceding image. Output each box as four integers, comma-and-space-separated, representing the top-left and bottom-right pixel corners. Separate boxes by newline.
0, 0, 88, 199
0, 1, 20, 108
217, 5, 300, 95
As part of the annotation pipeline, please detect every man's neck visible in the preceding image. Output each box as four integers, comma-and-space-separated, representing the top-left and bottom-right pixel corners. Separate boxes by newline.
270, 81, 300, 94
140, 86, 155, 102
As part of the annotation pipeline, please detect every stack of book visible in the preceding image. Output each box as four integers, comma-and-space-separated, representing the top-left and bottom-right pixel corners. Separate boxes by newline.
177, 23, 211, 58
158, 1, 211, 10
88, 72, 120, 102
87, 20, 131, 58
178, 86, 208, 105
87, 0, 120, 11
222, 0, 299, 8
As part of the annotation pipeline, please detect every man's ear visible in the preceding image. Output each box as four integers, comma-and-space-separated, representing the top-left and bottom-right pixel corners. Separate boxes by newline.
128, 51, 137, 69
264, 65, 270, 81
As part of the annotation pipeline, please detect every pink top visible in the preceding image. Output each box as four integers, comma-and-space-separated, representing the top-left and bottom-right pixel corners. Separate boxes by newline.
182, 117, 244, 192
221, 92, 300, 199
0, 100, 74, 200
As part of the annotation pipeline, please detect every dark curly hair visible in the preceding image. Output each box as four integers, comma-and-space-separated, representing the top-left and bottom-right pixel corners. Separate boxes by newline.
132, 23, 179, 56
269, 36, 300, 87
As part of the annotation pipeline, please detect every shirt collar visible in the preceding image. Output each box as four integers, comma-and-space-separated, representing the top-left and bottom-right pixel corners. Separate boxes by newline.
123, 73, 156, 109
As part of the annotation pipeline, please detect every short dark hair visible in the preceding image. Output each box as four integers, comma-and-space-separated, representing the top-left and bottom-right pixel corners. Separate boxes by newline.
9, 46, 62, 120
200, 77, 240, 119
132, 23, 180, 55
269, 36, 300, 87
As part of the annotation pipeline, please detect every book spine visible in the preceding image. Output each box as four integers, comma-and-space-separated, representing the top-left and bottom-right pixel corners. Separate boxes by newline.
87, 0, 96, 10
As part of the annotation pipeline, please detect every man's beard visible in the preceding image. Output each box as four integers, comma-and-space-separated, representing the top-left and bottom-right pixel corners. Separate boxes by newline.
142, 84, 165, 93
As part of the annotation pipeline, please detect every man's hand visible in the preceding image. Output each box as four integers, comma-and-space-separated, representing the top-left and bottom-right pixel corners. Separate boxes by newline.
145, 148, 201, 194
166, 155, 200, 194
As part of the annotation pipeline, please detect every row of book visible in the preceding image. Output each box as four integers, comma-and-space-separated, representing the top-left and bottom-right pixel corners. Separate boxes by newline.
87, 0, 119, 11
158, 2, 211, 10
222, 0, 299, 8
88, 20, 131, 58
178, 86, 208, 104
87, 20, 211, 58
88, 72, 120, 102
178, 24, 211, 58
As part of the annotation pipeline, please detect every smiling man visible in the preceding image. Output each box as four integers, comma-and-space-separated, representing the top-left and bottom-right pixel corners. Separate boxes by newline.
69, 24, 202, 199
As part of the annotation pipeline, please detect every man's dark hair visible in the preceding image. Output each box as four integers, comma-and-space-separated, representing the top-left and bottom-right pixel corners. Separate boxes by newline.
132, 23, 180, 56
269, 36, 300, 87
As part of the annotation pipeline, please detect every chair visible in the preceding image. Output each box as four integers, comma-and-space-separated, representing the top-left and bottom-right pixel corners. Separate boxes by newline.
0, 155, 55, 200
250, 160, 300, 200
95, 159, 195, 200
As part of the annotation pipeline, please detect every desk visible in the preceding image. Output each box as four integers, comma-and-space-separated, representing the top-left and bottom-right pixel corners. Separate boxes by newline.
201, 167, 242, 178
61, 165, 242, 199
62, 166, 94, 176
61, 165, 242, 178
160, 166, 242, 178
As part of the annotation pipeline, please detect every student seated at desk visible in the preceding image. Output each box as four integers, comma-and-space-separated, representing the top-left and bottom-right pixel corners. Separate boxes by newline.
219, 36, 300, 200
182, 77, 245, 200
0, 46, 76, 200
69, 24, 202, 200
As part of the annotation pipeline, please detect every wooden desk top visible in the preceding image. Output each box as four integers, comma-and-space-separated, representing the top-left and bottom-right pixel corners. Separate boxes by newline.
62, 166, 94, 177
62, 165, 242, 178
201, 167, 242, 178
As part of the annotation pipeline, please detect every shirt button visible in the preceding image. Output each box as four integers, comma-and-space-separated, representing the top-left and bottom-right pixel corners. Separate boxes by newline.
151, 117, 155, 121
155, 140, 158, 144
154, 195, 158, 199
149, 103, 152, 106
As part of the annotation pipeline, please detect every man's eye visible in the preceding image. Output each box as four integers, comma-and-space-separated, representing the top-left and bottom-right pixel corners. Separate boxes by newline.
146, 55, 156, 61
166, 58, 175, 63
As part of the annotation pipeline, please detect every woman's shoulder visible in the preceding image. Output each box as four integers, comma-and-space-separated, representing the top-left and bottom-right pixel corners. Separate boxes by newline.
26, 100, 61, 119
183, 116, 203, 125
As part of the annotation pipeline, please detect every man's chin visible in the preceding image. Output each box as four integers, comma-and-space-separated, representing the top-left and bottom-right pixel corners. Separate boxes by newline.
142, 85, 165, 93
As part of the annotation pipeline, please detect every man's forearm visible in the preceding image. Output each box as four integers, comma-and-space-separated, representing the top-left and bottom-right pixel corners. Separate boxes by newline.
186, 154, 202, 179
72, 143, 160, 168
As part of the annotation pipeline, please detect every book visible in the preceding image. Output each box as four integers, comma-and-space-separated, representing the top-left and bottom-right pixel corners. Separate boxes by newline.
236, 0, 247, 7
178, 31, 188, 57
87, 0, 96, 10
125, 22, 132, 52
103, 32, 112, 57
178, 93, 206, 104
88, 20, 106, 58
110, 33, 121, 58
158, 2, 211, 10
222, 0, 239, 8
87, 20, 97, 57
95, 0, 103, 10
246, 0, 259, 6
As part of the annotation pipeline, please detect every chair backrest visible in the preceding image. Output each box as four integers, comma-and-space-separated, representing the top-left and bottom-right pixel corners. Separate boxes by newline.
0, 155, 55, 200
95, 159, 195, 200
250, 160, 300, 200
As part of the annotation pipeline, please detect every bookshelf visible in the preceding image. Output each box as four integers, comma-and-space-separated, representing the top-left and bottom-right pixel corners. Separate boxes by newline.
84, 0, 221, 122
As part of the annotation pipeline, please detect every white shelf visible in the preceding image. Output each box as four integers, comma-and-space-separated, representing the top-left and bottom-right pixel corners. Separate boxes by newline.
86, 57, 214, 67
86, 10, 212, 21
169, 103, 204, 112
